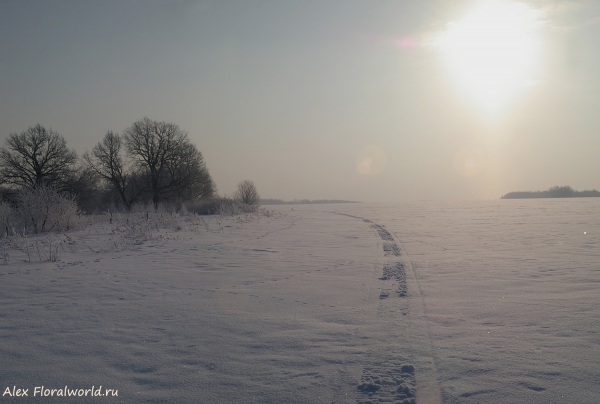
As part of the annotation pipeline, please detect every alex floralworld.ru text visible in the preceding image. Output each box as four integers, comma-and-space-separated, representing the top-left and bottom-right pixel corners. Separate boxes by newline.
3, 386, 118, 397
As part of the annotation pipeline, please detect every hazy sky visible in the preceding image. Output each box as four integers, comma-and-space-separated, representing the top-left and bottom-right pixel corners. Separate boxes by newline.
1, 0, 599, 202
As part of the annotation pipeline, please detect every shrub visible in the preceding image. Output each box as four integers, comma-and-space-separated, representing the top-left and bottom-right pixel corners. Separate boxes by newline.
17, 185, 81, 234
234, 180, 260, 206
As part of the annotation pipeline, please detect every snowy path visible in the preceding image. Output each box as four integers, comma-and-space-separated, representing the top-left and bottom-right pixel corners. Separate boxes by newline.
334, 212, 436, 404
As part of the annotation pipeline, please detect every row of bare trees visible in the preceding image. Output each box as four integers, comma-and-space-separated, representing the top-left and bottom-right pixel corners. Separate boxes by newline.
84, 117, 215, 210
0, 118, 217, 212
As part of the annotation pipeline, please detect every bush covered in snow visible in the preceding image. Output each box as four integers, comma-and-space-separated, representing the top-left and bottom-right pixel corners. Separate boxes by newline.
1, 185, 82, 235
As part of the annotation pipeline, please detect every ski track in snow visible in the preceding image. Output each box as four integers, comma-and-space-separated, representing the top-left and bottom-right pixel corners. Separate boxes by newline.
379, 262, 407, 299
334, 212, 442, 404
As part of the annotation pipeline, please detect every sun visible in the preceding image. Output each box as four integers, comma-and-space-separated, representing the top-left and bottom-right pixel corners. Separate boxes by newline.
434, 0, 543, 119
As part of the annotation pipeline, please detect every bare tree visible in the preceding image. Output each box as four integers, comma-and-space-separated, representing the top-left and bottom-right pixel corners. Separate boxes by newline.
123, 118, 187, 208
0, 124, 77, 189
165, 141, 216, 203
123, 118, 215, 209
234, 180, 260, 206
84, 131, 145, 211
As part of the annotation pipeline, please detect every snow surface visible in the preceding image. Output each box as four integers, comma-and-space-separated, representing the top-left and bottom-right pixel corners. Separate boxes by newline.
1, 199, 600, 403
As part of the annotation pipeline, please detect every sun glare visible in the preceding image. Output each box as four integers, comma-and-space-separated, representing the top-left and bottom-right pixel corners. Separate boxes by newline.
435, 0, 543, 119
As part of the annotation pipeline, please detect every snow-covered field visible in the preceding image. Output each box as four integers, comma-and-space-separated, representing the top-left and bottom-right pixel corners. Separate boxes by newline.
1, 199, 599, 403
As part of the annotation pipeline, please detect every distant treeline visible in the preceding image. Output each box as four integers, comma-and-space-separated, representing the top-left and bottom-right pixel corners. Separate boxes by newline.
501, 186, 600, 199
260, 198, 360, 205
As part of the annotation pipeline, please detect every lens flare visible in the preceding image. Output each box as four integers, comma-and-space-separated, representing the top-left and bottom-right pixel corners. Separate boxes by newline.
453, 147, 485, 177
397, 36, 418, 48
357, 146, 387, 175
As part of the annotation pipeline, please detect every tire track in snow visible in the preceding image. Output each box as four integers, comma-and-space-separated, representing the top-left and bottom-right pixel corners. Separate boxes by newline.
333, 212, 442, 404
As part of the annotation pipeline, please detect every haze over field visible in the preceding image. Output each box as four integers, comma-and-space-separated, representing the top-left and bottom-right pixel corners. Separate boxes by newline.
2, 0, 599, 201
